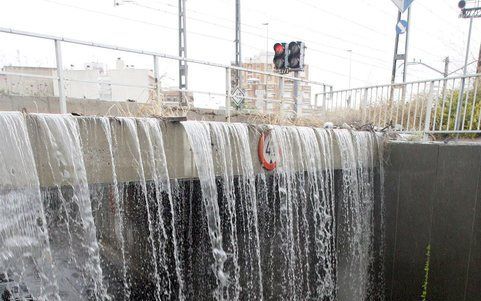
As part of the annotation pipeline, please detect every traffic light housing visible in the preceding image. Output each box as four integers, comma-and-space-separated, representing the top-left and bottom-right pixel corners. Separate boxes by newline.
288, 41, 305, 71
273, 43, 287, 70
273, 41, 305, 72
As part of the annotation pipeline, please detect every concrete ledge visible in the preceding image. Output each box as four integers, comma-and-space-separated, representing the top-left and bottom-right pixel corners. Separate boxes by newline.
21, 114, 381, 187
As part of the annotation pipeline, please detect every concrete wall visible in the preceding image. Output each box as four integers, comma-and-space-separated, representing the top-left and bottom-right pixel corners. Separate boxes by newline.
16, 114, 380, 187
384, 141, 481, 301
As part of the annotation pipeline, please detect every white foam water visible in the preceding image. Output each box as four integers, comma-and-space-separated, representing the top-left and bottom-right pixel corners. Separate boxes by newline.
182, 121, 228, 300
0, 112, 60, 301
28, 114, 106, 300
78, 116, 131, 300
0, 114, 384, 301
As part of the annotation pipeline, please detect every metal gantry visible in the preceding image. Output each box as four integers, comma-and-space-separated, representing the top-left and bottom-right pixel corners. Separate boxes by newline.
178, 0, 188, 94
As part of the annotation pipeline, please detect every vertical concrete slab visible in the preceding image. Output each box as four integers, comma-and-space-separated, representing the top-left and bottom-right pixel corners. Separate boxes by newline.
428, 145, 481, 300
465, 162, 481, 301
384, 142, 439, 301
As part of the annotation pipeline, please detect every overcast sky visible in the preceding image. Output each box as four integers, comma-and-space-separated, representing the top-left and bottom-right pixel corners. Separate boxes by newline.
0, 0, 480, 107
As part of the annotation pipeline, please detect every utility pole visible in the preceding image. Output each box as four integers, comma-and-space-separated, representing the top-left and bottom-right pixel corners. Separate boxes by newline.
390, 8, 411, 84
402, 8, 411, 83
444, 56, 450, 77
234, 0, 242, 89
390, 11, 402, 86
455, 16, 474, 131
477, 43, 481, 74
347, 49, 353, 89
178, 0, 188, 103
390, 7, 411, 102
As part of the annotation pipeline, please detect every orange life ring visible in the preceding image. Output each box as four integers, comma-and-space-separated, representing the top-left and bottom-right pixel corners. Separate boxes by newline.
258, 131, 277, 171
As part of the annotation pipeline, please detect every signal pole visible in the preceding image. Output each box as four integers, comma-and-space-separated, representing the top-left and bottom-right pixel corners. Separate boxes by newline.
444, 56, 450, 77
391, 8, 411, 85
179, 0, 188, 102
234, 0, 242, 88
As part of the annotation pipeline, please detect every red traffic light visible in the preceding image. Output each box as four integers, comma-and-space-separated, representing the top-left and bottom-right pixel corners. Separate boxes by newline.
274, 43, 285, 54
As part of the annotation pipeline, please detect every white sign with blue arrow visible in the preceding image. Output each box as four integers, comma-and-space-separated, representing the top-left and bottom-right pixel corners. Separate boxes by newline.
396, 20, 408, 34
391, 0, 414, 12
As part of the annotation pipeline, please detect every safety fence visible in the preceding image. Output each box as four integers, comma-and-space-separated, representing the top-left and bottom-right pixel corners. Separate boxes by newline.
0, 27, 332, 119
316, 74, 481, 135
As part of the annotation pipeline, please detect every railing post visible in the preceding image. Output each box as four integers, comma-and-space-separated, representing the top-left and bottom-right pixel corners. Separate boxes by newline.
423, 81, 435, 140
54, 39, 66, 114
455, 75, 469, 132
362, 87, 369, 124
225, 67, 231, 122
153, 55, 162, 106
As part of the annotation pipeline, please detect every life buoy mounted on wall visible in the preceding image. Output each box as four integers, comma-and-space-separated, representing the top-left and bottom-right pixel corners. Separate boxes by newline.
258, 130, 278, 171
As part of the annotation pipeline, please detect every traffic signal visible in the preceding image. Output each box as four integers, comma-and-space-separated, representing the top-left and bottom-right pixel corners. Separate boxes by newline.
273, 43, 286, 70
287, 41, 305, 70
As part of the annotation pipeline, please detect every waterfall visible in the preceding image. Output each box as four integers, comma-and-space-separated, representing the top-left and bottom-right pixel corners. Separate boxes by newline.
27, 114, 107, 300
77, 116, 131, 300
210, 122, 263, 300
0, 113, 385, 301
182, 121, 229, 300
0, 112, 60, 301
137, 118, 184, 300
334, 129, 381, 301
263, 126, 337, 301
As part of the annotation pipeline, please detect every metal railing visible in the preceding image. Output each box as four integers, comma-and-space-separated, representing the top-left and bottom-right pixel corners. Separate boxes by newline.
317, 74, 481, 135
0, 27, 332, 119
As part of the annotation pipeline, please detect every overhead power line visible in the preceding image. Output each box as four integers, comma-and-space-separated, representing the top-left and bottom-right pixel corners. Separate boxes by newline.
132, 0, 392, 68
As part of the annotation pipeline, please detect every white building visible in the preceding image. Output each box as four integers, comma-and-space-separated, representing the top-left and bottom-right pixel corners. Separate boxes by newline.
0, 58, 159, 104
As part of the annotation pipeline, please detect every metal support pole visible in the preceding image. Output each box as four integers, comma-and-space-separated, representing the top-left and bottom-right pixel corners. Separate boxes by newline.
293, 71, 300, 116
54, 39, 66, 114
234, 0, 242, 88
178, 0, 188, 104
279, 76, 284, 116
347, 50, 352, 90
391, 12, 402, 85
263, 22, 269, 113
322, 85, 327, 112
444, 56, 450, 78
226, 67, 231, 122
455, 17, 474, 131
477, 42, 481, 74
402, 7, 411, 83
441, 56, 450, 100
362, 87, 369, 124
153, 55, 162, 106
423, 81, 435, 140
390, 11, 402, 104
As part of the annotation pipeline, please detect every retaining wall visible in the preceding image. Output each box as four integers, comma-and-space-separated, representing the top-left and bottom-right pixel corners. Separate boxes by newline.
384, 141, 481, 301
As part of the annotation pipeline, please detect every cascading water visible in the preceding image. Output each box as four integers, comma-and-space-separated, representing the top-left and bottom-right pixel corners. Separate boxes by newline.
28, 114, 107, 300
77, 116, 131, 300
181, 121, 230, 300
262, 126, 337, 301
334, 129, 383, 301
137, 118, 184, 300
0, 113, 385, 301
0, 112, 60, 301
210, 122, 263, 300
